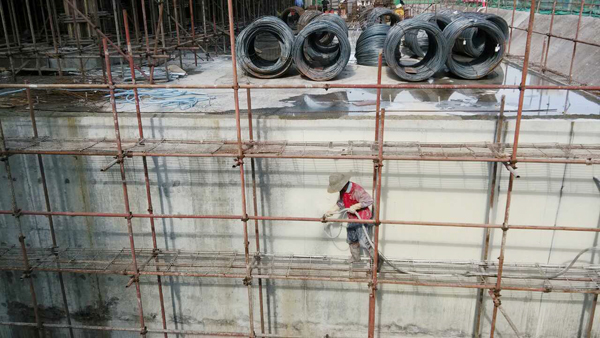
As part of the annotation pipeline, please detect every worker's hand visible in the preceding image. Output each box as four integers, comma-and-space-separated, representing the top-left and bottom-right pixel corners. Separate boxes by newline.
323, 211, 334, 219
323, 205, 339, 219
348, 203, 362, 213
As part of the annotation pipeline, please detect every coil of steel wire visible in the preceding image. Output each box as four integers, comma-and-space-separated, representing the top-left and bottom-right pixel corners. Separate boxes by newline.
235, 16, 295, 79
293, 20, 351, 81
311, 13, 349, 54
384, 19, 448, 82
356, 24, 390, 66
362, 7, 401, 29
297, 10, 322, 31
468, 12, 510, 40
444, 17, 506, 79
405, 13, 435, 57
314, 13, 348, 34
280, 6, 305, 33
405, 11, 455, 57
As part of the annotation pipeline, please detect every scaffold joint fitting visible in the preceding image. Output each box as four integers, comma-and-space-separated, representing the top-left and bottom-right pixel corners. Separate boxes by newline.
232, 158, 244, 168
140, 326, 148, 335
126, 275, 139, 288
241, 214, 249, 222
243, 276, 252, 286
12, 209, 22, 218
20, 269, 32, 280
126, 212, 134, 220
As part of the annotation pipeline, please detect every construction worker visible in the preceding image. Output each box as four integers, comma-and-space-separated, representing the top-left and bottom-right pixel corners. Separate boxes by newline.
394, 0, 405, 19
323, 173, 381, 268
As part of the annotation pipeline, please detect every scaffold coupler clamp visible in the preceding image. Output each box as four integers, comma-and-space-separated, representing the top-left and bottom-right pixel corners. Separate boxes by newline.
12, 208, 22, 218
243, 276, 252, 286
374, 159, 383, 170
21, 266, 33, 280
126, 212, 134, 220
140, 326, 148, 336
489, 289, 501, 307
126, 275, 139, 288
232, 157, 244, 168
21, 270, 32, 280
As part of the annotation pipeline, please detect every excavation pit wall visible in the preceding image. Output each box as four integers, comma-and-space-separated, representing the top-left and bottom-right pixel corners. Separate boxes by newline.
0, 108, 599, 337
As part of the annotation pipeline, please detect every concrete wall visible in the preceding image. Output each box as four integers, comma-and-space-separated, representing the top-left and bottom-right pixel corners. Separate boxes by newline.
1, 110, 599, 337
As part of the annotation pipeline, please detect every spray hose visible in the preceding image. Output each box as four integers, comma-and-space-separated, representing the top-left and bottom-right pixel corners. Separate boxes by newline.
324, 209, 599, 280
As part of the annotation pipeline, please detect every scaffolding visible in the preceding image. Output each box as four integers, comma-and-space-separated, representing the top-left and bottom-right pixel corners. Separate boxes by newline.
0, 0, 600, 337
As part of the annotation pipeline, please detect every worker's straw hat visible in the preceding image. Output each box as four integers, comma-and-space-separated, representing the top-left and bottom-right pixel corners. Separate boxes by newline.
328, 172, 351, 193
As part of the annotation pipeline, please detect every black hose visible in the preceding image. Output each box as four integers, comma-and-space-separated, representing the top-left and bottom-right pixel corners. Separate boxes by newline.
293, 20, 351, 81
297, 10, 322, 31
384, 19, 448, 82
235, 16, 295, 79
444, 17, 506, 79
280, 6, 305, 33
356, 24, 390, 66
362, 7, 401, 29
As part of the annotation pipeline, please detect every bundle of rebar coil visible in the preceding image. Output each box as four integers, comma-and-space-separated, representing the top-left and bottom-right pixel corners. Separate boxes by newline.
443, 16, 506, 79
360, 7, 402, 29
297, 10, 323, 31
384, 19, 448, 82
280, 6, 305, 33
235, 16, 295, 79
293, 15, 351, 81
356, 24, 391, 66
401, 10, 508, 80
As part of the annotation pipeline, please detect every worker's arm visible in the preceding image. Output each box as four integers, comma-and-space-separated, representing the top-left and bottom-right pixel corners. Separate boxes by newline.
349, 185, 373, 212
323, 201, 341, 218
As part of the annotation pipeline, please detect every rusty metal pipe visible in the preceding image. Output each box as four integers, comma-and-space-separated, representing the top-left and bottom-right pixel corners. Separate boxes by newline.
123, 10, 169, 338
542, 0, 557, 72
103, 38, 147, 337
247, 88, 266, 334
3, 82, 600, 91
567, 0, 586, 84
226, 0, 256, 334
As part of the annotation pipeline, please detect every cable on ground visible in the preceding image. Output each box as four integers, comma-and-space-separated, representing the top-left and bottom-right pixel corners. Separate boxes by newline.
111, 89, 214, 110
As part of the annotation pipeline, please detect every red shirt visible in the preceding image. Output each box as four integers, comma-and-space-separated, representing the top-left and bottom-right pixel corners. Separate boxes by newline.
337, 182, 373, 220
